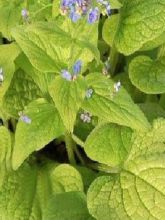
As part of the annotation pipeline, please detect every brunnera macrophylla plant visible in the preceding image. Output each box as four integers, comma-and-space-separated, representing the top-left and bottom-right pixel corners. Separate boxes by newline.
0, 0, 165, 219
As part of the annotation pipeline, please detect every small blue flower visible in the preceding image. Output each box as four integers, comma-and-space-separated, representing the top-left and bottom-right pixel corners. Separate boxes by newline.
70, 10, 81, 22
114, 81, 121, 92
73, 60, 82, 75
88, 7, 99, 24
86, 88, 93, 98
18, 111, 31, 124
0, 68, 4, 83
61, 69, 72, 81
21, 8, 29, 18
80, 111, 92, 123
105, 3, 111, 15
20, 115, 32, 124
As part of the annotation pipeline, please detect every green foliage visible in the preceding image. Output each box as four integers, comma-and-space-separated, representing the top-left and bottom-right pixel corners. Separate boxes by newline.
129, 56, 165, 94
12, 98, 64, 170
87, 119, 165, 220
49, 76, 87, 132
83, 73, 150, 131
0, 0, 165, 219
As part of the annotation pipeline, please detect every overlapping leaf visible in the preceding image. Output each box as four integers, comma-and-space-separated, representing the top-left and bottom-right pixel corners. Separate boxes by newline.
0, 43, 20, 104
129, 56, 165, 94
83, 73, 150, 131
12, 98, 64, 170
11, 19, 99, 72
49, 76, 87, 132
0, 162, 84, 220
3, 68, 43, 117
84, 123, 132, 167
114, 0, 165, 55
43, 192, 91, 220
87, 118, 165, 220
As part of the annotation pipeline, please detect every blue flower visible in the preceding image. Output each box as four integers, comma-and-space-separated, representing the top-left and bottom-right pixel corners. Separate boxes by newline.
18, 111, 31, 124
86, 88, 93, 98
21, 8, 29, 18
114, 81, 121, 92
105, 3, 111, 15
70, 10, 81, 22
73, 60, 82, 75
0, 67, 4, 83
88, 7, 99, 24
61, 70, 72, 81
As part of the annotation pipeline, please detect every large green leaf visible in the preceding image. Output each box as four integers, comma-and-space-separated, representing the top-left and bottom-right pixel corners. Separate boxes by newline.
129, 56, 165, 94
0, 161, 84, 220
87, 119, 165, 220
114, 0, 165, 55
49, 164, 84, 192
49, 76, 87, 132
84, 123, 132, 167
15, 53, 54, 97
0, 1, 22, 39
82, 73, 150, 131
0, 43, 20, 104
87, 153, 165, 220
12, 98, 64, 170
102, 14, 119, 47
11, 20, 99, 72
43, 192, 91, 220
3, 68, 43, 117
0, 127, 12, 187
139, 103, 165, 122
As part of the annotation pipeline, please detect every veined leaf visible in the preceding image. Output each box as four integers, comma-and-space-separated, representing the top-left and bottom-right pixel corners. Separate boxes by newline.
0, 161, 84, 220
114, 0, 165, 55
102, 14, 119, 47
43, 191, 91, 220
3, 68, 43, 117
49, 164, 84, 192
0, 127, 12, 187
87, 153, 165, 220
129, 56, 165, 94
12, 98, 64, 170
49, 76, 87, 132
84, 123, 132, 167
0, 43, 20, 104
0, 1, 22, 39
87, 118, 165, 220
82, 73, 150, 131
11, 20, 99, 72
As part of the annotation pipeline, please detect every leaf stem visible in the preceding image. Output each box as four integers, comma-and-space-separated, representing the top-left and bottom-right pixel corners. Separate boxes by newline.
71, 134, 85, 148
109, 45, 119, 76
65, 132, 76, 165
87, 162, 121, 173
157, 44, 165, 59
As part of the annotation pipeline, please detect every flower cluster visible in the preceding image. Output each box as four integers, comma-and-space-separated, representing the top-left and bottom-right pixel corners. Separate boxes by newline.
0, 68, 4, 84
60, 0, 99, 23
61, 60, 82, 81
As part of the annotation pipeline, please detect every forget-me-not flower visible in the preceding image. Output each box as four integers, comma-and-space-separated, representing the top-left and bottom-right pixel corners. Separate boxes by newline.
61, 69, 72, 81
80, 111, 92, 123
0, 68, 4, 84
114, 81, 121, 92
88, 7, 99, 24
85, 88, 93, 98
18, 111, 31, 124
